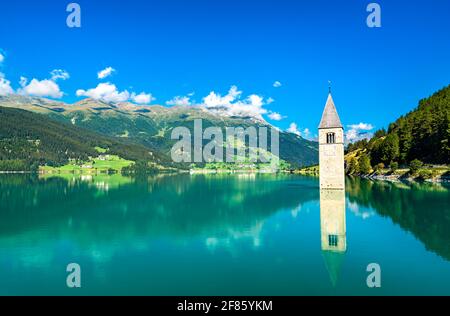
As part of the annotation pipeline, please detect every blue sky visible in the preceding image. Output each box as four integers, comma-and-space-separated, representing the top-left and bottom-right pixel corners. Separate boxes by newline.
0, 0, 449, 141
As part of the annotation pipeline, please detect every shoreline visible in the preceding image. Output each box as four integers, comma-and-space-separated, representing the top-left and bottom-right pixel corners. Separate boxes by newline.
0, 169, 289, 176
1, 169, 449, 184
366, 174, 450, 184
189, 169, 284, 175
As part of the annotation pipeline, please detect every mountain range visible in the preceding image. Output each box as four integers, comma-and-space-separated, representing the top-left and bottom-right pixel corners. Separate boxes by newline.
0, 95, 319, 170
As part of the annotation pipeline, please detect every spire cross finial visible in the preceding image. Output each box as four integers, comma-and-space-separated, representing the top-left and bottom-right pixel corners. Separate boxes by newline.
328, 80, 332, 94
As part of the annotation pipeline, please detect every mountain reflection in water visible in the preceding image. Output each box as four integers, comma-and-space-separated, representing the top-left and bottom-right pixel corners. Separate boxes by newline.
0, 174, 449, 295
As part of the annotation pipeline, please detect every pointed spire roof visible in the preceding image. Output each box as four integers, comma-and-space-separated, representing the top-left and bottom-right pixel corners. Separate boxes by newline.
322, 250, 346, 287
319, 94, 343, 129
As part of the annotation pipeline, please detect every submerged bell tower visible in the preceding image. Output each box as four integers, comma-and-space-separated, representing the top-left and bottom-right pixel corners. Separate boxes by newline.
319, 85, 347, 286
318, 89, 345, 190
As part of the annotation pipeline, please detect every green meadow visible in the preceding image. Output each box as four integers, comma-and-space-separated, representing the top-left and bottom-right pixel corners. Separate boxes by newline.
40, 155, 134, 174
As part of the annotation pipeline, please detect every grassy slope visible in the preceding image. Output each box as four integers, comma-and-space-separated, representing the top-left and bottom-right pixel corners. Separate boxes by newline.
0, 107, 170, 170
40, 155, 134, 173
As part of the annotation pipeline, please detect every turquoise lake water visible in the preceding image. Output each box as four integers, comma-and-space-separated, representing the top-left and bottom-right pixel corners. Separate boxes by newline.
0, 174, 449, 295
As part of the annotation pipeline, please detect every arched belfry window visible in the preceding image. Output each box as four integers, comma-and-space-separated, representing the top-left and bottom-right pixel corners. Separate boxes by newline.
326, 132, 336, 144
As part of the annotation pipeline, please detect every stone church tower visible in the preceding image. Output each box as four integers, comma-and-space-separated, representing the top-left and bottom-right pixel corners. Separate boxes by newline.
319, 91, 347, 286
319, 93, 345, 190
320, 189, 347, 253
320, 189, 347, 286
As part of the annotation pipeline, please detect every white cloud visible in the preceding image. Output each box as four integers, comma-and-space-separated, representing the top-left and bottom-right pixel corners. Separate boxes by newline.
131, 92, 155, 105
200, 86, 269, 120
50, 69, 70, 81
0, 77, 14, 96
266, 97, 275, 104
166, 96, 191, 106
345, 122, 374, 144
19, 76, 27, 87
287, 122, 301, 136
18, 77, 64, 98
76, 83, 130, 103
247, 94, 263, 107
302, 128, 311, 139
347, 122, 374, 131
267, 112, 285, 121
348, 201, 375, 220
77, 82, 154, 104
287, 123, 312, 139
0, 53, 10, 95
273, 81, 282, 88
203, 85, 242, 108
97, 67, 115, 79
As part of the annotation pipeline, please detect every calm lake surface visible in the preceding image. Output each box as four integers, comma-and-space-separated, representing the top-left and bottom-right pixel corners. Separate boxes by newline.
0, 174, 449, 295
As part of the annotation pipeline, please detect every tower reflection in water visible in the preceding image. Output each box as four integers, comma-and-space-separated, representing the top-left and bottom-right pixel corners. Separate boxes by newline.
320, 189, 347, 286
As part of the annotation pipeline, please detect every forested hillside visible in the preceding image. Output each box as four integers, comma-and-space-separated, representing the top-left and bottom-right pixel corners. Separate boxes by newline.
0, 107, 168, 171
346, 85, 450, 174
